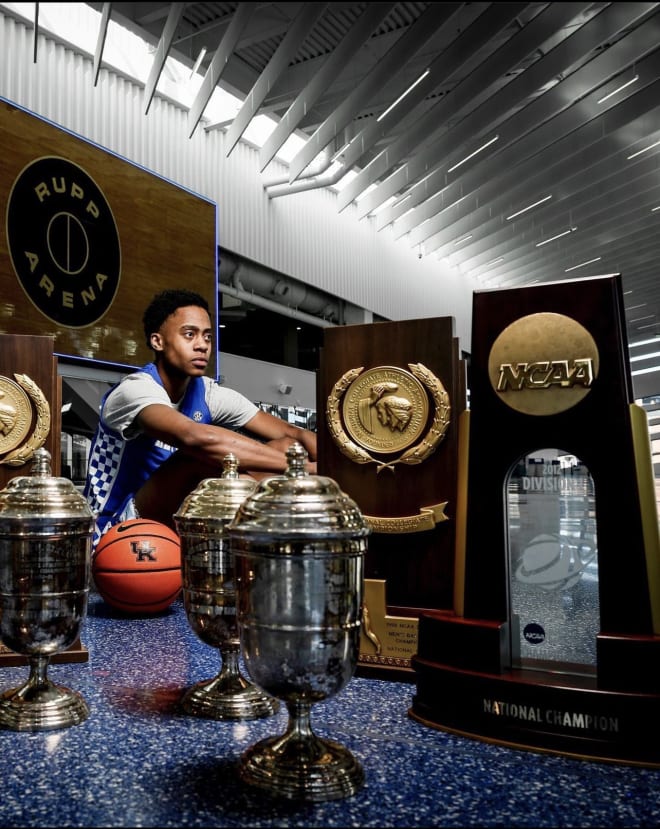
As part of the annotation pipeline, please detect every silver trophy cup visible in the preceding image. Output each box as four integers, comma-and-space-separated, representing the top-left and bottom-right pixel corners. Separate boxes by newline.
228, 442, 370, 802
0, 448, 94, 731
174, 453, 278, 720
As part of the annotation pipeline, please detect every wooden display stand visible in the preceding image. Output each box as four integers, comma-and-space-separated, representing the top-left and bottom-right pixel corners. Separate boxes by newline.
0, 333, 88, 666
317, 318, 466, 680
411, 275, 660, 766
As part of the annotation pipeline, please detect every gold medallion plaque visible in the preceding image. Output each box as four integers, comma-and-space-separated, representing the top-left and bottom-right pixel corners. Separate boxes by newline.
488, 312, 599, 416
0, 373, 50, 467
342, 366, 428, 453
326, 362, 450, 472
0, 376, 31, 454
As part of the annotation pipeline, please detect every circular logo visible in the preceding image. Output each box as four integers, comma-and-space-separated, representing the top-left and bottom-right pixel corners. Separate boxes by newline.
488, 312, 599, 416
0, 376, 32, 455
341, 366, 429, 454
6, 156, 121, 327
523, 622, 546, 646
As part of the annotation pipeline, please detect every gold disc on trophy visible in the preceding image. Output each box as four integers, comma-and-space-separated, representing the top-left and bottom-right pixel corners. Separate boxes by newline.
0, 376, 32, 455
488, 312, 599, 416
341, 366, 429, 453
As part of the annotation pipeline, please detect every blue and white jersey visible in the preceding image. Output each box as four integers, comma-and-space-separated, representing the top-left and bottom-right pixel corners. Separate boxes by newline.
84, 363, 258, 547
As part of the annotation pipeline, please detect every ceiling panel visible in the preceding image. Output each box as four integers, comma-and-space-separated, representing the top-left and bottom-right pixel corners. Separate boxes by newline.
86, 1, 660, 349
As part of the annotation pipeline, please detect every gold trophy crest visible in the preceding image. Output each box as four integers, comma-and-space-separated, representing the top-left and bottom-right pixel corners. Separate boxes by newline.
0, 374, 50, 467
326, 363, 450, 473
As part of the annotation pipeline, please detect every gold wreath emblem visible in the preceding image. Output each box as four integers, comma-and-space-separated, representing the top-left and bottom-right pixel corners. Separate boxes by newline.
0, 374, 50, 467
326, 363, 450, 473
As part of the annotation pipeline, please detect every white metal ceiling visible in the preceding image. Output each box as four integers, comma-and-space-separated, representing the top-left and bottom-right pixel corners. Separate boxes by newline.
85, 2, 660, 347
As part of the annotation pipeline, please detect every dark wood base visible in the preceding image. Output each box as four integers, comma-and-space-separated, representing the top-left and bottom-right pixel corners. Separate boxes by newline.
357, 656, 416, 683
411, 656, 660, 767
0, 638, 88, 667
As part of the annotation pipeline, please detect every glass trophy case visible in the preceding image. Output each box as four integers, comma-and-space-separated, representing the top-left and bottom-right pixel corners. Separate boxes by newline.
506, 449, 599, 677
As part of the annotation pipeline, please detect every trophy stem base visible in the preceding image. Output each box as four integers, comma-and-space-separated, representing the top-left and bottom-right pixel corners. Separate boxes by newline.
0, 679, 89, 731
239, 702, 364, 802
180, 674, 279, 720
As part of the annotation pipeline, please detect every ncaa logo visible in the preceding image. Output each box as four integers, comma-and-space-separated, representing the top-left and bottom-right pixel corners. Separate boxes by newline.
523, 622, 546, 645
6, 156, 121, 327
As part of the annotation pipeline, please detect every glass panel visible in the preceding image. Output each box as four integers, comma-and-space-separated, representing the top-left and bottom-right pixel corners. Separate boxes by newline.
507, 449, 599, 676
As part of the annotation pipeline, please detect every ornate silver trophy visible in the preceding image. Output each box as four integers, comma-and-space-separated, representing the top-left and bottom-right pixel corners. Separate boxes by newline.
0, 448, 94, 731
174, 453, 278, 720
228, 442, 370, 802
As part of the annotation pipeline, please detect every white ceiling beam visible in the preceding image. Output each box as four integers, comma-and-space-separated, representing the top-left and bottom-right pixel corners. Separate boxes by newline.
225, 3, 328, 157
334, 1, 529, 212
400, 21, 660, 247
93, 2, 112, 86
187, 3, 257, 137
258, 2, 396, 172
144, 2, 185, 113
359, 1, 602, 222
287, 2, 461, 183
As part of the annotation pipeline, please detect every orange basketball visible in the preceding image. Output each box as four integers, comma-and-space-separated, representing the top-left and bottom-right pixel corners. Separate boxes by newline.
93, 519, 182, 614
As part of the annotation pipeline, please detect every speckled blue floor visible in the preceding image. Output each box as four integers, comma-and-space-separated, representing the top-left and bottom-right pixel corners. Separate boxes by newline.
0, 593, 659, 828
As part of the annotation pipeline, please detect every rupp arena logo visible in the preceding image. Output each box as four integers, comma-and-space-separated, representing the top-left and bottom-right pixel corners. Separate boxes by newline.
6, 156, 121, 327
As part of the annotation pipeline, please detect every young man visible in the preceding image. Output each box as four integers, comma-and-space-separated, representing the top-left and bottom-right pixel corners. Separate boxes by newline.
84, 288, 317, 546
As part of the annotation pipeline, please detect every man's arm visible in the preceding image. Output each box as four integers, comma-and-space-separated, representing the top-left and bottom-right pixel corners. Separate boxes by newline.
241, 409, 317, 461
136, 404, 314, 474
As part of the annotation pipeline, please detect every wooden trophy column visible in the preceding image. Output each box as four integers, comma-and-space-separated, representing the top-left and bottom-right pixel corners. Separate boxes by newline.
411, 275, 660, 766
317, 318, 465, 680
0, 333, 88, 666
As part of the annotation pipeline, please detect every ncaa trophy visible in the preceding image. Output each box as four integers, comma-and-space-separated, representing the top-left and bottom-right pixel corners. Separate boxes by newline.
411, 274, 660, 766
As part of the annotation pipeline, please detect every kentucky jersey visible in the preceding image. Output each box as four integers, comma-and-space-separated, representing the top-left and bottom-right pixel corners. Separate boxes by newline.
84, 363, 213, 547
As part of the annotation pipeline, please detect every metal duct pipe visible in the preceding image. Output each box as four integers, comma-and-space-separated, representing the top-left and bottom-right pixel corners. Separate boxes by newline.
218, 250, 342, 323
265, 168, 347, 198
261, 146, 335, 187
219, 282, 336, 329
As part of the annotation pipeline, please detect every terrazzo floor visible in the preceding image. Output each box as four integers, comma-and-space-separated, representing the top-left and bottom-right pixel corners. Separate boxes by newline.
0, 593, 658, 828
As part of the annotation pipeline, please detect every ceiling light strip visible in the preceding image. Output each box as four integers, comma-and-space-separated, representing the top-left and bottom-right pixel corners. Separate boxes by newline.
506, 195, 552, 220
630, 351, 660, 363
597, 74, 639, 104
565, 256, 601, 272
627, 139, 660, 160
630, 337, 660, 348
632, 365, 660, 376
447, 135, 499, 174
536, 227, 576, 247
377, 69, 430, 123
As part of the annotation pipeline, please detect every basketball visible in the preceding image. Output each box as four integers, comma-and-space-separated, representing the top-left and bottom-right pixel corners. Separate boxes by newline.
93, 519, 182, 614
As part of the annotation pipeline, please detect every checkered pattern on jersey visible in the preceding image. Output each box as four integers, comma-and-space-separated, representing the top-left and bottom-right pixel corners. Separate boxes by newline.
87, 431, 125, 542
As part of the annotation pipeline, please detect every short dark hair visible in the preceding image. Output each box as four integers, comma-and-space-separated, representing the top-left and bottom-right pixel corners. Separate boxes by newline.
143, 289, 210, 348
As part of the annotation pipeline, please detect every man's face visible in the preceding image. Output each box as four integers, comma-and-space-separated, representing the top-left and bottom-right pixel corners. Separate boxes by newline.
150, 305, 212, 376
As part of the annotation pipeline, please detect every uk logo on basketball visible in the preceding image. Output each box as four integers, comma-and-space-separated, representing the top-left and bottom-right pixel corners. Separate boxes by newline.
130, 540, 157, 562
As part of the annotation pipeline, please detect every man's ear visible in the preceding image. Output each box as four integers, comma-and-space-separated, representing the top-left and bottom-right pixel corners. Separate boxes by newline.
150, 333, 163, 351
